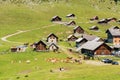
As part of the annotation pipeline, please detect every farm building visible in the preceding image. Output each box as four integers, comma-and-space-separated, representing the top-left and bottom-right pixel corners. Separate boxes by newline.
11, 45, 27, 52
66, 21, 76, 26
73, 26, 84, 34
47, 33, 58, 44
82, 34, 97, 41
51, 16, 62, 22
76, 41, 112, 55
34, 40, 47, 51
106, 26, 120, 45
66, 14, 75, 18
68, 34, 78, 41
89, 26, 99, 31
75, 38, 88, 48
48, 43, 59, 52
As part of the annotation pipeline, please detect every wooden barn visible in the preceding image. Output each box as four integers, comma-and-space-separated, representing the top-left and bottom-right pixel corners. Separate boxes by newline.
51, 16, 62, 22
66, 21, 76, 26
48, 43, 59, 52
89, 26, 99, 31
47, 33, 58, 44
75, 38, 88, 48
76, 41, 112, 55
68, 34, 78, 41
73, 26, 84, 34
106, 26, 120, 45
66, 14, 75, 18
34, 40, 47, 51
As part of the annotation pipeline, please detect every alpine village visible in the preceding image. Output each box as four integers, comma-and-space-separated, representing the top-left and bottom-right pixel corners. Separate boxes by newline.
1, 0, 120, 80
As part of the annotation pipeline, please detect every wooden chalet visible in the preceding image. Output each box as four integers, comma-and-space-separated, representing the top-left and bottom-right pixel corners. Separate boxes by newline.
73, 26, 84, 34
76, 41, 112, 55
89, 26, 99, 31
34, 40, 47, 51
75, 38, 88, 48
68, 34, 78, 41
51, 16, 62, 22
47, 33, 58, 44
106, 26, 120, 45
66, 13, 75, 18
66, 21, 76, 26
48, 43, 59, 52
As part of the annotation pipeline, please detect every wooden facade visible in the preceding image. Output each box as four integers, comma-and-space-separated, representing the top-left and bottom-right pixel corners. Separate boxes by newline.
51, 16, 62, 22
81, 43, 112, 55
66, 21, 76, 26
74, 26, 84, 34
35, 40, 47, 51
68, 35, 78, 41
94, 44, 112, 55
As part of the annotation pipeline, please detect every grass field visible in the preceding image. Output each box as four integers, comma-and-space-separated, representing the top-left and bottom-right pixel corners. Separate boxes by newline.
1, 0, 120, 80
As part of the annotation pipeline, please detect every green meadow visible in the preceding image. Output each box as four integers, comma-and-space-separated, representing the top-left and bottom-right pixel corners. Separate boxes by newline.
0, 0, 120, 80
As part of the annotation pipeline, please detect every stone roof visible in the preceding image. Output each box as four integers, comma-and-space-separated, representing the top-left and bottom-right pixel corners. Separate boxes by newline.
82, 34, 97, 41
76, 41, 104, 51
106, 26, 120, 36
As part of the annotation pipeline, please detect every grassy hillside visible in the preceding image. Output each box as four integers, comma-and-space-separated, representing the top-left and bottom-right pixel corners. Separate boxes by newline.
0, 0, 120, 80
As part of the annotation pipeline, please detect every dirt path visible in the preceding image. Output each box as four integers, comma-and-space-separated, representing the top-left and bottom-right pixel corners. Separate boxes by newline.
1, 24, 55, 43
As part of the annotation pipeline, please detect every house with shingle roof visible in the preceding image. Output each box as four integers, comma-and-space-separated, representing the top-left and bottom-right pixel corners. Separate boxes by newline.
68, 34, 78, 41
47, 33, 58, 44
51, 16, 62, 22
34, 40, 47, 51
82, 34, 97, 41
66, 14, 75, 18
48, 43, 59, 52
89, 25, 99, 31
66, 21, 76, 26
75, 38, 88, 48
76, 41, 112, 55
106, 26, 120, 45
73, 26, 84, 34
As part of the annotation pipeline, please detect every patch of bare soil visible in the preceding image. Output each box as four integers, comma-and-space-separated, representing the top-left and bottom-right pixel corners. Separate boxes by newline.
85, 60, 110, 66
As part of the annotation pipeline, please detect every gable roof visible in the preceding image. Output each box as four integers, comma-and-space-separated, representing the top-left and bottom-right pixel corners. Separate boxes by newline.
106, 26, 120, 36
36, 40, 47, 46
82, 34, 97, 41
76, 38, 87, 42
48, 43, 59, 48
67, 20, 76, 25
89, 26, 99, 30
74, 26, 83, 30
47, 33, 58, 39
52, 15, 61, 19
66, 14, 75, 17
76, 41, 104, 51
67, 34, 77, 39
